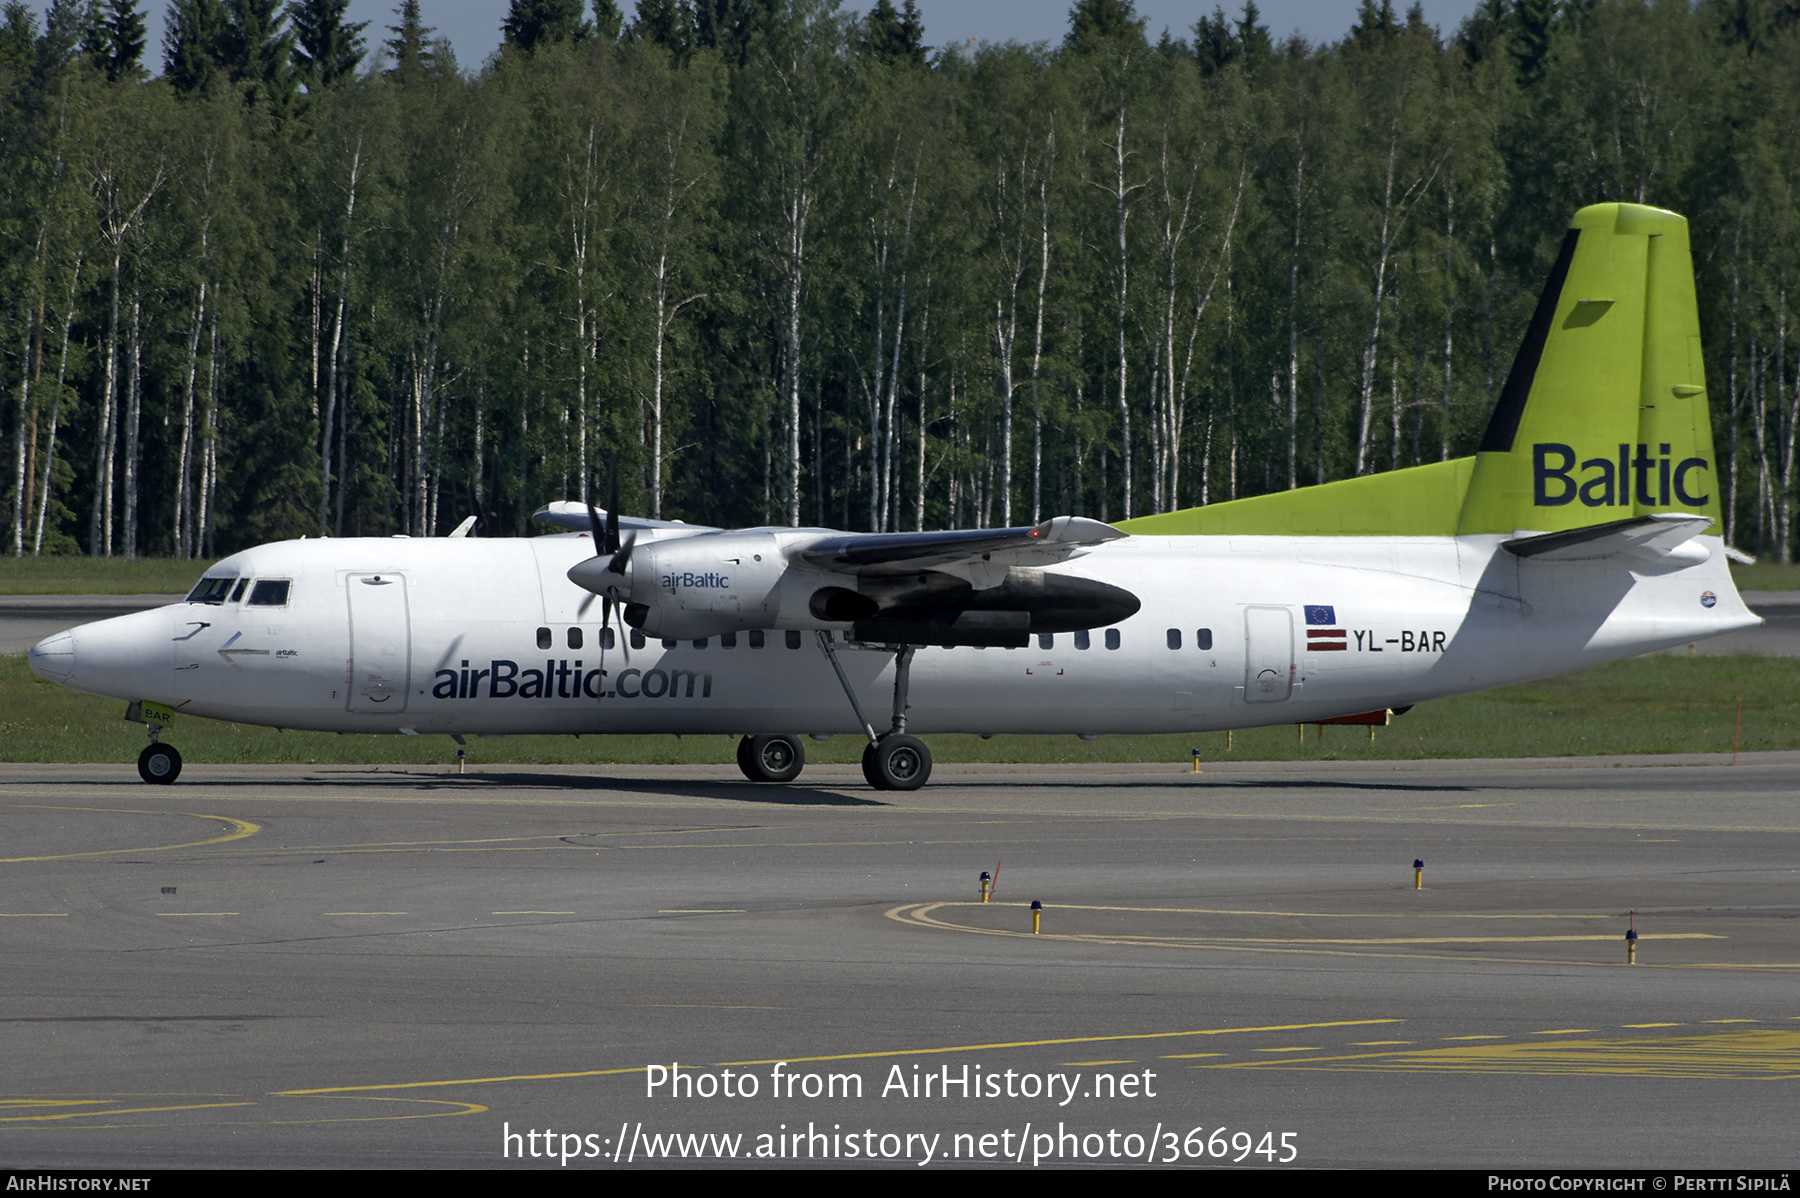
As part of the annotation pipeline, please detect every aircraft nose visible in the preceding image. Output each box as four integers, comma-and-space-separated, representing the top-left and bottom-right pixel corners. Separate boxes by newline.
28, 609, 174, 698
28, 630, 75, 683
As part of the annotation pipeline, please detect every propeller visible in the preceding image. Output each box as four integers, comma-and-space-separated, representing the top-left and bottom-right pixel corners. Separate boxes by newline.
465, 474, 484, 537
574, 460, 635, 669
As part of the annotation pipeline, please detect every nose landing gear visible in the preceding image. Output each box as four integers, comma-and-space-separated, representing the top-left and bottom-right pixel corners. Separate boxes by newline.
137, 739, 182, 785
127, 702, 182, 784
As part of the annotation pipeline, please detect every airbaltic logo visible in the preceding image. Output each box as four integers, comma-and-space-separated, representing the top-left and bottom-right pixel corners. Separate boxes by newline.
1533, 443, 1711, 508
664, 571, 730, 589
432, 659, 712, 700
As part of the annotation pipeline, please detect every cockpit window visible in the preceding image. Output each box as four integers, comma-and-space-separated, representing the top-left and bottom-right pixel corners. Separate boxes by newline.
230, 579, 249, 602
247, 580, 291, 607
186, 576, 237, 605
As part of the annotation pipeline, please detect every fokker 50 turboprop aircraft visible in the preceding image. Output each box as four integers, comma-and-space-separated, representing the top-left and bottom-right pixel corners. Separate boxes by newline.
29, 204, 1759, 790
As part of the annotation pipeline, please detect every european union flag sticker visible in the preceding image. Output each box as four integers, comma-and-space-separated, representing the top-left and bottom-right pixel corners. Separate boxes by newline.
1305, 605, 1336, 626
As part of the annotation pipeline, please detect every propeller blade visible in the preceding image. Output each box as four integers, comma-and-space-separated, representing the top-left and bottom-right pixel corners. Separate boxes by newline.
605, 459, 621, 556
605, 596, 630, 664
585, 499, 604, 548
607, 530, 635, 576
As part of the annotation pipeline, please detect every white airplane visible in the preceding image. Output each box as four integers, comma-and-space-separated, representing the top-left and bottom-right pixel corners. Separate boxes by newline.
29, 203, 1758, 789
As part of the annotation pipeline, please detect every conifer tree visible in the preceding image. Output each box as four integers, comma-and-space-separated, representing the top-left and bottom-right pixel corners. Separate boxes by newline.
593, 0, 623, 42
1065, 0, 1146, 54
502, 0, 587, 53
83, 0, 147, 81
164, 0, 230, 93
860, 0, 923, 66
289, 0, 367, 89
383, 0, 437, 80
1193, 6, 1239, 75
0, 2, 36, 77
633, 0, 692, 58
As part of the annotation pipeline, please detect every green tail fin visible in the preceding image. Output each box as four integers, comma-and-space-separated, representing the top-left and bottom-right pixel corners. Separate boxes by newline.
1118, 203, 1719, 540
1456, 202, 1720, 534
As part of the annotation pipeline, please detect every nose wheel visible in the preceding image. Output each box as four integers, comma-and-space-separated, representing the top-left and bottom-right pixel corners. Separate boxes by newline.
736, 733, 805, 783
137, 742, 182, 785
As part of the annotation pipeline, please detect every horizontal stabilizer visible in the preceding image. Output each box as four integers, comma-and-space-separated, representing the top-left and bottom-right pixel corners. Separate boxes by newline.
1502, 513, 1711, 563
532, 502, 716, 535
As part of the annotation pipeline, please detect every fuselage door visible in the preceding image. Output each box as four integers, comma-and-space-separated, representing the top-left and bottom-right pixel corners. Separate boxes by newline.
1243, 605, 1295, 703
347, 573, 410, 713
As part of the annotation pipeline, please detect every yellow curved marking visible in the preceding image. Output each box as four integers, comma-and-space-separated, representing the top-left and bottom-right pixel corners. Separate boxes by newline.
0, 1095, 485, 1128
885, 902, 1795, 970
1205, 1029, 1800, 1080
281, 1019, 1405, 1096
709, 1019, 1407, 1068
2, 806, 260, 862
0, 1101, 256, 1123
256, 1096, 488, 1124
901, 901, 1687, 921
278, 1067, 645, 1095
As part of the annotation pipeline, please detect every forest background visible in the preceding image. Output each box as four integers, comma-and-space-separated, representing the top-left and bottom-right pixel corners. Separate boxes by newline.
6, 0, 1800, 570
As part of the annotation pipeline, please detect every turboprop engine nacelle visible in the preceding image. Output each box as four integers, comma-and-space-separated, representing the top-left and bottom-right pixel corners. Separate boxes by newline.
564, 515, 1139, 644
568, 530, 803, 640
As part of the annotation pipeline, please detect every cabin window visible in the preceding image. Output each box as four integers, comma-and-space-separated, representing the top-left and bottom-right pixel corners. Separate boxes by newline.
785, 630, 802, 650
1166, 629, 1181, 650
246, 579, 291, 607
602, 627, 615, 650
721, 632, 737, 648
749, 630, 765, 649
1038, 633, 1053, 649
536, 627, 552, 650
693, 638, 707, 649
567, 627, 583, 650
1195, 628, 1213, 650
1074, 630, 1090, 650
630, 630, 645, 650
1105, 629, 1121, 650
185, 576, 236, 605
662, 638, 678, 649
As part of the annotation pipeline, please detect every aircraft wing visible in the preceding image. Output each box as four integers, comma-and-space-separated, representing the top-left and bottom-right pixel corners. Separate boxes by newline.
799, 516, 1126, 588
1503, 513, 1713, 562
531, 502, 719, 535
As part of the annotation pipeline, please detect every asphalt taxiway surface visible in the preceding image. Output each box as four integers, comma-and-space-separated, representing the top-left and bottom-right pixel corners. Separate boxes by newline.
2, 756, 1797, 1169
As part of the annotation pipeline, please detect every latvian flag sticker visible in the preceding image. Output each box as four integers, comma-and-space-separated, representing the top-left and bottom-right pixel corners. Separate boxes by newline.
1305, 605, 1346, 651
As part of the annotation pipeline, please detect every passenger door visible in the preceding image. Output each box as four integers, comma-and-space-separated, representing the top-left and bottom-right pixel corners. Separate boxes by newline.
346, 573, 410, 713
1242, 606, 1294, 703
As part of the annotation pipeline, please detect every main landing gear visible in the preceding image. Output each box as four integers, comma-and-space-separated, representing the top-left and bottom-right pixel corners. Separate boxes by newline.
736, 733, 806, 783
818, 634, 932, 792
137, 729, 182, 785
861, 733, 929, 790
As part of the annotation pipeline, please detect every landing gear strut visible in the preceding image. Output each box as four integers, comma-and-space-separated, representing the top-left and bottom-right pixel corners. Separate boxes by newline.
137, 726, 182, 785
737, 733, 805, 783
817, 633, 932, 791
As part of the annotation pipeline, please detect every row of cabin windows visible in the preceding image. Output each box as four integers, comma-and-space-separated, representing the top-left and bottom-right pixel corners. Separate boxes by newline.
538, 627, 808, 651
185, 577, 291, 607
532, 626, 1211, 652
